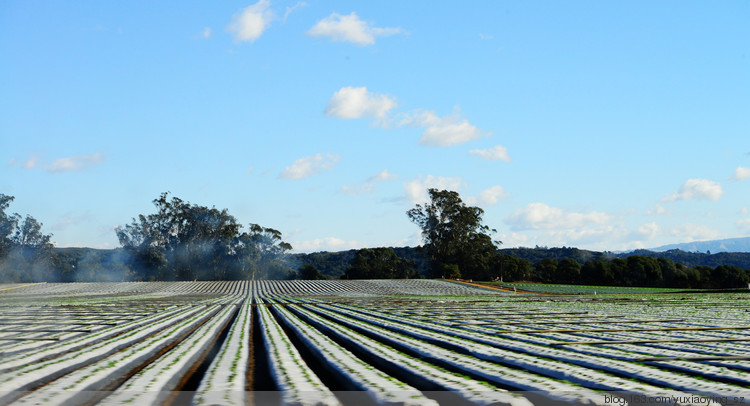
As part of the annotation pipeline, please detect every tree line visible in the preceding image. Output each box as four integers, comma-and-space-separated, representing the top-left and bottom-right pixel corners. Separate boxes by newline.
1, 190, 749, 289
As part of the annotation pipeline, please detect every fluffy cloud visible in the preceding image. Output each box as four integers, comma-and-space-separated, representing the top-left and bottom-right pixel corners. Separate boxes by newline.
404, 175, 463, 204
469, 145, 511, 162
227, 0, 273, 42
46, 153, 104, 173
398, 109, 490, 147
507, 203, 611, 231
465, 186, 507, 206
202, 27, 212, 39
731, 166, 750, 181
280, 153, 339, 180
326, 87, 490, 148
307, 12, 402, 45
662, 179, 723, 202
325, 87, 396, 120
738, 218, 750, 232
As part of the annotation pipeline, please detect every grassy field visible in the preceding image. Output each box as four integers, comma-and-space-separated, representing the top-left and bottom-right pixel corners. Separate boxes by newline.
480, 281, 709, 295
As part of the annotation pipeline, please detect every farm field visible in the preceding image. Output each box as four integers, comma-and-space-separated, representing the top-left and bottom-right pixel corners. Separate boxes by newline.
1, 280, 750, 405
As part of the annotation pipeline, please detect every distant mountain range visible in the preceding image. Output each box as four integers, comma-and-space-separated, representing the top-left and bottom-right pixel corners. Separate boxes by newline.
649, 237, 750, 253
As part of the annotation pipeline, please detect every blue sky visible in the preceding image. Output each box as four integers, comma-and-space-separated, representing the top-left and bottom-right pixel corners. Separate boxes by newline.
2, 1, 749, 253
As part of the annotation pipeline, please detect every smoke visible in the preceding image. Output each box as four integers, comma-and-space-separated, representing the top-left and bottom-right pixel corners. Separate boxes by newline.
0, 247, 59, 283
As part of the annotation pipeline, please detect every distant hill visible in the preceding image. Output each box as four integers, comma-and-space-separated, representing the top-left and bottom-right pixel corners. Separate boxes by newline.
649, 237, 750, 253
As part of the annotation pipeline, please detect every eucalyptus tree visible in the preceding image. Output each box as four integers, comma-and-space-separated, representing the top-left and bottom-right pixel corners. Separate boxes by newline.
407, 188, 499, 279
116, 193, 293, 280
0, 193, 54, 282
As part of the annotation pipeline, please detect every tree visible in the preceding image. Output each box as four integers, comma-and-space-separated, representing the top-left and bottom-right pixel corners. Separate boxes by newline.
343, 248, 418, 279
0, 194, 18, 258
581, 260, 614, 285
555, 258, 581, 284
534, 258, 558, 283
247, 224, 294, 280
116, 193, 293, 281
0, 194, 54, 282
407, 189, 499, 279
493, 254, 532, 282
298, 264, 327, 280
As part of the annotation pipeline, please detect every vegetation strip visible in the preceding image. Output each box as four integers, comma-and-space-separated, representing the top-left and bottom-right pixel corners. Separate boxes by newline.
500, 325, 750, 334
553, 338, 750, 346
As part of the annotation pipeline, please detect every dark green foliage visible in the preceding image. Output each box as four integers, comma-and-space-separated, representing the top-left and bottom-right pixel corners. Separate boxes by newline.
298, 264, 327, 280
493, 254, 532, 282
499, 246, 610, 265
534, 258, 558, 283
556, 258, 581, 284
343, 248, 419, 279
441, 263, 461, 279
292, 249, 358, 279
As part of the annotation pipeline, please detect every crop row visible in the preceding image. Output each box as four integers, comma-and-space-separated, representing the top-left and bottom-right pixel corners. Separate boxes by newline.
1, 281, 749, 405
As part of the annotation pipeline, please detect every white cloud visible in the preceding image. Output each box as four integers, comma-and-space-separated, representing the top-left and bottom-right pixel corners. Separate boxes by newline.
662, 179, 723, 202
466, 186, 507, 206
292, 237, 364, 252
738, 218, 750, 232
469, 145, 511, 162
280, 153, 339, 180
401, 109, 490, 147
202, 27, 212, 39
45, 152, 103, 173
307, 12, 402, 46
669, 224, 722, 242
507, 202, 611, 231
325, 86, 396, 121
404, 175, 463, 204
636, 222, 660, 239
741, 207, 749, 215
227, 0, 273, 43
326, 87, 489, 148
731, 166, 750, 181
283, 1, 306, 21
